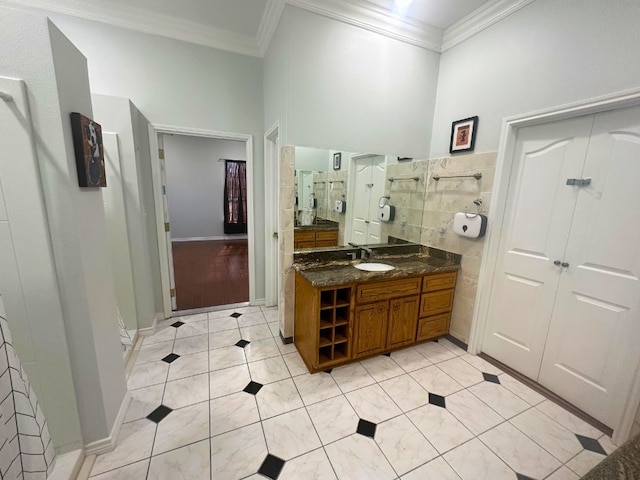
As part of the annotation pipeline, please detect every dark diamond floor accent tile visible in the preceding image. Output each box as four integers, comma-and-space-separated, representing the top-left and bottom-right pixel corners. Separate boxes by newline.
382, 352, 391, 357
235, 339, 250, 348
147, 405, 172, 424
230, 312, 242, 318
243, 381, 263, 395
429, 393, 446, 408
357, 419, 377, 438
324, 369, 333, 374
576, 434, 607, 455
258, 454, 285, 480
483, 372, 501, 384
162, 353, 180, 364
171, 321, 185, 328
516, 474, 536, 480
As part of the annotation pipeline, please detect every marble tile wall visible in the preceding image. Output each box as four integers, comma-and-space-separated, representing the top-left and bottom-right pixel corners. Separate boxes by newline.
313, 170, 348, 245
381, 160, 429, 244
420, 152, 497, 343
279, 147, 296, 339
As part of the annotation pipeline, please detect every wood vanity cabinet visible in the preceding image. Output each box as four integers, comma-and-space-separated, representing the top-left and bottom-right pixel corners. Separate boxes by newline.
295, 269, 457, 372
294, 229, 338, 249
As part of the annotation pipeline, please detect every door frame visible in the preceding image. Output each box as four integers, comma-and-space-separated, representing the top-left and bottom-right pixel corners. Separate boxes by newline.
468, 86, 640, 444
264, 121, 280, 307
148, 124, 256, 318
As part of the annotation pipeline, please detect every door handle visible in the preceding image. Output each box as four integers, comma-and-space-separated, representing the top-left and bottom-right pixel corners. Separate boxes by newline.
273, 232, 278, 239
561, 262, 570, 268
553, 260, 561, 266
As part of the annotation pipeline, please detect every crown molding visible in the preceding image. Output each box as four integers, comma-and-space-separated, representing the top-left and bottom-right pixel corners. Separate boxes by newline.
257, 0, 286, 56
2, 0, 261, 57
442, 0, 536, 51
287, 0, 443, 53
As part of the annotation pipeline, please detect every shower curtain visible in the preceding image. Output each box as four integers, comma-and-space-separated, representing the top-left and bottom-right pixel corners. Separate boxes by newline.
0, 296, 56, 479
223, 160, 247, 234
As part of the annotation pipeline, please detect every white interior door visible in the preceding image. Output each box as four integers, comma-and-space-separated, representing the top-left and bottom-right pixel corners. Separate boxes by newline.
482, 116, 593, 379
350, 156, 386, 244
538, 106, 640, 427
157, 134, 177, 311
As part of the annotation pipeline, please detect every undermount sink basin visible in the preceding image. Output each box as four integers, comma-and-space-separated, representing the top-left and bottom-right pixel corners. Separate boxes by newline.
354, 263, 395, 272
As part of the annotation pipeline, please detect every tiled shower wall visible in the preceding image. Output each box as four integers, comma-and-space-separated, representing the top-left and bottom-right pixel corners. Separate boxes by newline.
0, 295, 56, 479
380, 160, 428, 244
420, 152, 497, 343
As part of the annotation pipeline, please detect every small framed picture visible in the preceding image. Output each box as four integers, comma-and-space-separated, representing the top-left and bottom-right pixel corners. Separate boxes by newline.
333, 152, 342, 170
449, 116, 478, 154
70, 112, 106, 187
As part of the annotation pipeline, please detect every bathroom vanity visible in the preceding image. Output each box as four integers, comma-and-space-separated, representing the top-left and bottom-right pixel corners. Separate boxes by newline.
293, 246, 459, 372
293, 221, 339, 249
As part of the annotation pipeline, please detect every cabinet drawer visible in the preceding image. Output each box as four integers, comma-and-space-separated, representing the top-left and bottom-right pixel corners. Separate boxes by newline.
315, 230, 338, 241
294, 231, 315, 242
422, 271, 457, 292
295, 241, 316, 249
420, 289, 454, 317
356, 277, 422, 303
417, 313, 450, 341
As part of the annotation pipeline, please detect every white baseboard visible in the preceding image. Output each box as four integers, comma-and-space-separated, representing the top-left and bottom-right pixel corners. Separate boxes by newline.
137, 317, 158, 337
83, 390, 132, 456
172, 235, 248, 242
47, 449, 84, 480
253, 298, 266, 306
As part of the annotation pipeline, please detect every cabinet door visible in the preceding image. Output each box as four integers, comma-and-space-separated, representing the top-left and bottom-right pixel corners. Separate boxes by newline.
354, 300, 388, 358
387, 295, 419, 349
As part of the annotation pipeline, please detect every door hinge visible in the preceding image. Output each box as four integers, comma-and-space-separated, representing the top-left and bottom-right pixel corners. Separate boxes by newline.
158, 148, 165, 160
165, 222, 170, 232
566, 178, 591, 186
170, 288, 175, 297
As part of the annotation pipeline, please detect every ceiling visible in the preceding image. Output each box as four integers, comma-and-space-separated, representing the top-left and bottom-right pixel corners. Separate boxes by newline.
7, 0, 533, 56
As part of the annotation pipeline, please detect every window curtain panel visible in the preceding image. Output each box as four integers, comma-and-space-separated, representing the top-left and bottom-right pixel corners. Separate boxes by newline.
223, 160, 247, 234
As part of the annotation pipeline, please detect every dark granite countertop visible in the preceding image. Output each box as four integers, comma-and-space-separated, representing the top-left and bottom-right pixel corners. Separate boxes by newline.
294, 221, 339, 231
294, 245, 460, 288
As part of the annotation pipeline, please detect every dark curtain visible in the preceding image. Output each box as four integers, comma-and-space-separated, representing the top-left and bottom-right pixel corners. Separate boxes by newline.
224, 160, 248, 234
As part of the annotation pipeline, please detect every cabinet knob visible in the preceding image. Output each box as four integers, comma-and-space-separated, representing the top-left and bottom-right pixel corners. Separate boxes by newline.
561, 262, 570, 268
553, 260, 561, 266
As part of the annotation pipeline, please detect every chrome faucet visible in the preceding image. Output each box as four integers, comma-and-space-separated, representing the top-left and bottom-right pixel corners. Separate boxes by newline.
348, 242, 373, 260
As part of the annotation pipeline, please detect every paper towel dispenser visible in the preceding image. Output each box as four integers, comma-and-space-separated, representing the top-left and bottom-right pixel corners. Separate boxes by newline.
453, 212, 487, 238
377, 204, 395, 222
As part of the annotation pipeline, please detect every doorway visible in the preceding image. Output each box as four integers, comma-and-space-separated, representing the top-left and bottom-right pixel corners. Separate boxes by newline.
470, 90, 640, 444
149, 125, 256, 316
348, 154, 386, 244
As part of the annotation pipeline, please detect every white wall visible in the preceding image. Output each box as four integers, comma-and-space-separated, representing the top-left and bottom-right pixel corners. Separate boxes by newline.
47, 21, 127, 447
0, 7, 128, 451
430, 0, 640, 156
44, 13, 267, 302
294, 146, 331, 172
287, 6, 440, 157
265, 6, 441, 158
0, 61, 83, 453
163, 135, 246, 239
92, 94, 159, 329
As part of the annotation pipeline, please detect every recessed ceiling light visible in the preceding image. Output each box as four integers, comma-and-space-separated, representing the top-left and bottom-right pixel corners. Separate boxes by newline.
395, 0, 414, 7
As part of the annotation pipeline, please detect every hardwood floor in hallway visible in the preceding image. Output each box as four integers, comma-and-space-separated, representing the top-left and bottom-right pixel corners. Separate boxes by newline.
172, 239, 248, 310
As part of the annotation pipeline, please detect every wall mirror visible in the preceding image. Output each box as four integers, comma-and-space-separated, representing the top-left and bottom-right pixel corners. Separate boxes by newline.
294, 146, 427, 250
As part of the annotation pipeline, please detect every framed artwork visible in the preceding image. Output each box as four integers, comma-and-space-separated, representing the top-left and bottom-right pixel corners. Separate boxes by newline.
333, 152, 342, 170
449, 116, 478, 154
70, 112, 106, 187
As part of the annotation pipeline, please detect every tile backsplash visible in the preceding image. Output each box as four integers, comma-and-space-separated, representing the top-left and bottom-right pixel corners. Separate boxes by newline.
420, 152, 497, 342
